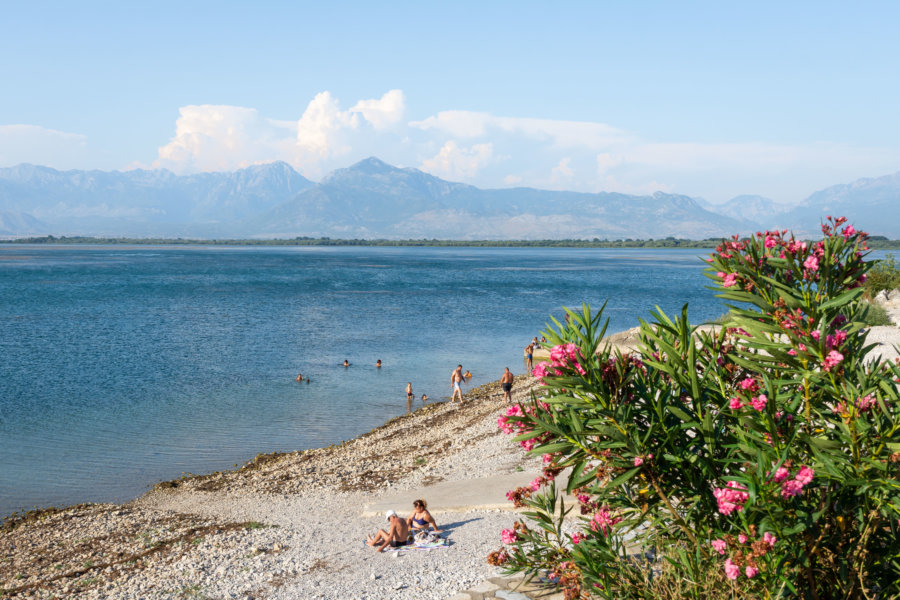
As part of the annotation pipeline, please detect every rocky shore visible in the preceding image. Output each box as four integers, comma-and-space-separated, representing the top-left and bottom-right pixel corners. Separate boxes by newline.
1, 378, 546, 600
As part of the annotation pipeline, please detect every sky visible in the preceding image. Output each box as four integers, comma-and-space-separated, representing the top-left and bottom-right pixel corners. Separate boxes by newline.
1, 0, 898, 204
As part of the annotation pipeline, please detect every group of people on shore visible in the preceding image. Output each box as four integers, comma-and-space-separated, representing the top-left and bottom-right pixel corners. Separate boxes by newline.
366, 499, 441, 552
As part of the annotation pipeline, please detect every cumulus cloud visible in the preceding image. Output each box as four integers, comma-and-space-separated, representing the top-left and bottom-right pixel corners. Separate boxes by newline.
0, 124, 88, 169
419, 141, 493, 179
155, 90, 407, 179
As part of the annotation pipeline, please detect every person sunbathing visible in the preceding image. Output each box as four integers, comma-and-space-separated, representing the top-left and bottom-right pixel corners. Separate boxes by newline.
366, 510, 410, 552
407, 499, 441, 533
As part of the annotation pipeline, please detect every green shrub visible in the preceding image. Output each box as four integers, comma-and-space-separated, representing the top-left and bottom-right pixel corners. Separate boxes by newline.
491, 218, 900, 599
860, 301, 894, 326
864, 253, 900, 298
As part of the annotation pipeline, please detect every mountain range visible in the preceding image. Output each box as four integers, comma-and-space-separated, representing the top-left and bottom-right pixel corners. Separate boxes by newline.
0, 158, 898, 239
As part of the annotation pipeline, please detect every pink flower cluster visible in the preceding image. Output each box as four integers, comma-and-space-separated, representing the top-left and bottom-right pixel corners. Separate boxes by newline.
589, 506, 622, 535
714, 532, 776, 580
497, 403, 550, 451
835, 394, 877, 415
501, 529, 518, 544
571, 532, 586, 545
823, 350, 844, 372
729, 378, 767, 412
713, 481, 749, 516
780, 465, 814, 499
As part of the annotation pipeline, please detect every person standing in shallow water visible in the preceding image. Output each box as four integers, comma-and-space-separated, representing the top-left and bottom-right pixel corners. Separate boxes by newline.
500, 367, 514, 402
450, 365, 465, 402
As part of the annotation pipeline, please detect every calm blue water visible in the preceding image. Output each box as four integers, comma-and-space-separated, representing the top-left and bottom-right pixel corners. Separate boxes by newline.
0, 245, 725, 517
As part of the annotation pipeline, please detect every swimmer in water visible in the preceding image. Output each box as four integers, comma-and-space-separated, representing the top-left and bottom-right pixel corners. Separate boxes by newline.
376, 359, 382, 368
343, 359, 350, 368
296, 373, 304, 382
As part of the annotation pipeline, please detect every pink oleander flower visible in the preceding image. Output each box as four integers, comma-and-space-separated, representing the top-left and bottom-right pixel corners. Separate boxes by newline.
763, 532, 777, 547
750, 394, 767, 412
795, 466, 815, 486
723, 273, 738, 287
501, 529, 518, 544
740, 377, 758, 391
843, 224, 856, 239
764, 235, 777, 248
711, 539, 727, 555
729, 396, 743, 410
788, 349, 797, 356
772, 467, 789, 483
532, 362, 549, 379
823, 350, 844, 372
724, 558, 740, 580
745, 566, 759, 578
713, 481, 749, 515
738, 533, 748, 544
530, 477, 542, 492
577, 494, 591, 504
781, 479, 804, 498
590, 507, 621, 535
571, 532, 586, 545
810, 330, 820, 341
634, 457, 644, 467
857, 394, 877, 412
799, 343, 807, 351
804, 255, 819, 271
543, 453, 553, 464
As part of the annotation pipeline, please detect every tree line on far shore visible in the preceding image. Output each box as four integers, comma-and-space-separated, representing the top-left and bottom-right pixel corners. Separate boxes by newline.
5, 235, 900, 249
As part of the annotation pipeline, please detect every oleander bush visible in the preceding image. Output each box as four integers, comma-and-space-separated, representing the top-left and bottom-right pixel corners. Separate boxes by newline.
490, 217, 900, 599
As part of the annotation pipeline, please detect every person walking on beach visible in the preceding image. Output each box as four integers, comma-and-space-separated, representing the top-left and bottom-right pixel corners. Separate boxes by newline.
524, 343, 534, 372
450, 365, 465, 402
500, 367, 514, 402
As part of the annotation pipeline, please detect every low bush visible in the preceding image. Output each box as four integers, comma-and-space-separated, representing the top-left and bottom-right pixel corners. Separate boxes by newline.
865, 253, 900, 298
491, 218, 900, 599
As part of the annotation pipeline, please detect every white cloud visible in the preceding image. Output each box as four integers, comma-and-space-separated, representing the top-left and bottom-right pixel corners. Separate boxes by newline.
0, 124, 88, 169
551, 157, 574, 179
349, 89, 405, 131
155, 90, 408, 179
411, 111, 630, 149
420, 141, 493, 179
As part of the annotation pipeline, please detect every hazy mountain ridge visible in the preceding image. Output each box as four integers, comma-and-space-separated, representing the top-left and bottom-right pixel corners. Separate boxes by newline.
0, 158, 898, 239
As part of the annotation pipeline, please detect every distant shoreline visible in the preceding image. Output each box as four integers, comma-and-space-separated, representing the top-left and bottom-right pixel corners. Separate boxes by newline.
4, 235, 899, 249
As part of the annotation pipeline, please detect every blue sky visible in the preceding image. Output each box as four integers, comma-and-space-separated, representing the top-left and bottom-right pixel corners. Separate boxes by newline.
1, 1, 898, 203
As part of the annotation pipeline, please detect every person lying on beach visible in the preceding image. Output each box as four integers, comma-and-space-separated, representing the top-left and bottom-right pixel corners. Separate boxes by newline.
366, 510, 410, 552
407, 499, 441, 534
